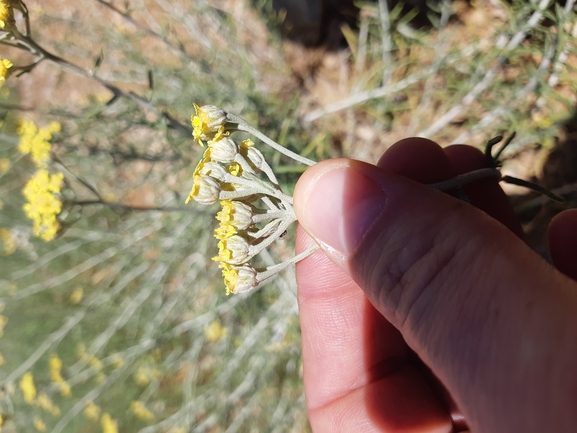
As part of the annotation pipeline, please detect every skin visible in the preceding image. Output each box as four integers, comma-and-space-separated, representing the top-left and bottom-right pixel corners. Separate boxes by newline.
293, 138, 577, 433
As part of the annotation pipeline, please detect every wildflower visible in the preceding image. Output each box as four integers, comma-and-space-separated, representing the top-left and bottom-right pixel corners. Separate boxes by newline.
214, 235, 251, 265
0, 314, 7, 336
69, 287, 83, 304
33, 416, 46, 432
37, 392, 60, 416
0, 1, 7, 27
0, 0, 16, 30
100, 413, 118, 433
0, 57, 12, 88
0, 158, 10, 174
219, 263, 258, 295
22, 169, 64, 241
111, 355, 124, 369
207, 136, 238, 163
134, 366, 160, 387
192, 104, 227, 145
84, 401, 101, 420
130, 400, 154, 422
0, 352, 4, 365
0, 228, 15, 255
20, 372, 36, 403
49, 354, 64, 383
186, 104, 318, 294
204, 320, 228, 343
216, 200, 253, 231
186, 174, 221, 205
17, 120, 61, 168
59, 381, 71, 397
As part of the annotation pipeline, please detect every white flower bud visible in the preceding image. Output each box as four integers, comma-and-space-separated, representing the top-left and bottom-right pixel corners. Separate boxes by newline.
192, 104, 227, 143
200, 162, 228, 182
194, 175, 221, 205
233, 264, 259, 294
229, 201, 253, 230
195, 105, 226, 130
244, 146, 265, 172
209, 137, 239, 164
216, 235, 250, 265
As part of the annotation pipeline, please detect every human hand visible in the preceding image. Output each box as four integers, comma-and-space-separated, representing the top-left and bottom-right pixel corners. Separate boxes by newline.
293, 138, 577, 433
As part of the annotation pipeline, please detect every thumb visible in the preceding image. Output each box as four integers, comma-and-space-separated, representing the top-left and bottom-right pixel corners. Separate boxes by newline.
294, 158, 577, 433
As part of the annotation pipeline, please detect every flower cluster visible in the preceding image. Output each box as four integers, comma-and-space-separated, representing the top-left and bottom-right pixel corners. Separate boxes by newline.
17, 120, 61, 168
22, 169, 64, 241
186, 104, 318, 295
130, 400, 155, 422
48, 354, 72, 396
0, 57, 12, 87
0, 0, 15, 31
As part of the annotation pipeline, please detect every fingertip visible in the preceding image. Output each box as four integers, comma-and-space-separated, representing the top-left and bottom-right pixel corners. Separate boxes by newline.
444, 144, 524, 238
378, 137, 454, 183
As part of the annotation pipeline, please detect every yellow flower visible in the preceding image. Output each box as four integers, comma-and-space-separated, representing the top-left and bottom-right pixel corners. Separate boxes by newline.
191, 104, 227, 145
217, 262, 258, 295
0, 315, 7, 337
0, 0, 16, 30
22, 169, 64, 241
37, 392, 60, 416
111, 355, 124, 369
59, 381, 71, 397
134, 366, 161, 387
83, 401, 101, 420
100, 413, 118, 433
213, 235, 250, 265
33, 416, 46, 432
0, 228, 15, 255
17, 120, 61, 168
0, 2, 7, 27
69, 287, 83, 304
0, 352, 4, 365
0, 158, 10, 174
49, 354, 64, 383
216, 200, 253, 232
0, 58, 11, 87
130, 400, 154, 422
204, 320, 228, 343
20, 372, 36, 403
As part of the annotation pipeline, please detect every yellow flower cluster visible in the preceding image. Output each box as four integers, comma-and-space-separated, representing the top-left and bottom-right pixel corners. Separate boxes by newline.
84, 401, 101, 420
101, 413, 118, 433
0, 314, 7, 337
130, 400, 154, 422
187, 104, 301, 295
0, 0, 15, 30
33, 416, 46, 432
69, 287, 83, 304
22, 169, 64, 241
0, 58, 11, 88
204, 320, 229, 342
188, 105, 319, 294
0, 1, 7, 27
0, 228, 15, 255
20, 372, 37, 403
134, 366, 161, 387
17, 120, 61, 168
0, 157, 10, 174
37, 392, 60, 416
48, 354, 72, 396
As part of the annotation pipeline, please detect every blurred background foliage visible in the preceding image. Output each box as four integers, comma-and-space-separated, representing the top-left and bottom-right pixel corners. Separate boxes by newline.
0, 0, 576, 432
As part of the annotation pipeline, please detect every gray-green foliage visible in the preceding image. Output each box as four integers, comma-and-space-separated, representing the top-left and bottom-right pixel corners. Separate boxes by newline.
0, 0, 576, 432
